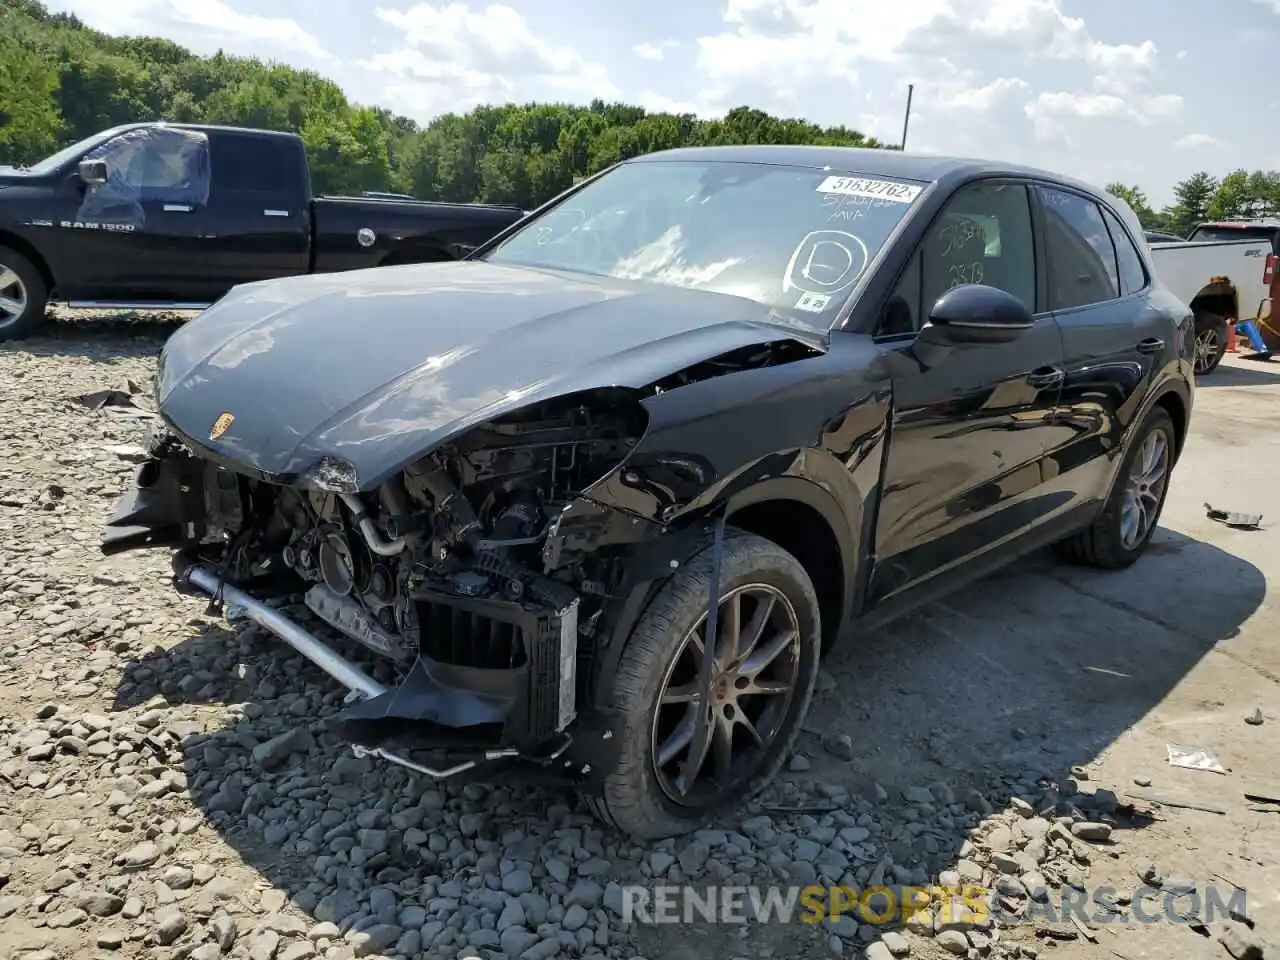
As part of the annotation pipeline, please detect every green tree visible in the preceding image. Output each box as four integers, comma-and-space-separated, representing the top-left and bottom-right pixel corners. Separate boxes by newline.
0, 32, 61, 162
1105, 182, 1160, 230
1167, 171, 1219, 235
0, 0, 888, 207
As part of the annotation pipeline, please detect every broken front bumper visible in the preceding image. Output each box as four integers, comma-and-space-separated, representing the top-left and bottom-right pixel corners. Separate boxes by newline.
176, 558, 587, 780
101, 447, 596, 782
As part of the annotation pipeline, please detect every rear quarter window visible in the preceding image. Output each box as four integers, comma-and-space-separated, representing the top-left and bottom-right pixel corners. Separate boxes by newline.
1101, 207, 1148, 296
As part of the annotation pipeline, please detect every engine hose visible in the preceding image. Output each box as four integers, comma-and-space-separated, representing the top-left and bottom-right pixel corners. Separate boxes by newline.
339, 493, 406, 557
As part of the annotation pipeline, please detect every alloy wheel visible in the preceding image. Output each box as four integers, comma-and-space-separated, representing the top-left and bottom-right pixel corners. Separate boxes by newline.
1120, 428, 1169, 550
1193, 328, 1220, 374
0, 264, 27, 330
651, 583, 801, 806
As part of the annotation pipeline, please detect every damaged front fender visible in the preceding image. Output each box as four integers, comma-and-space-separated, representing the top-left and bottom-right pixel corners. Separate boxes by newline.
543, 334, 892, 618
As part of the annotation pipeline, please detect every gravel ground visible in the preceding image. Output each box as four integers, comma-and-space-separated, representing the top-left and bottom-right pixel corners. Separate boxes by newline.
1, 312, 1277, 960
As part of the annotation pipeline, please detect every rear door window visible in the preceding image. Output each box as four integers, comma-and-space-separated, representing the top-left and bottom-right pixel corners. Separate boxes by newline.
209, 134, 300, 202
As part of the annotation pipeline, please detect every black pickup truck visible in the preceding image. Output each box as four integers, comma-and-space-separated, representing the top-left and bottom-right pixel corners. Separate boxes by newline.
0, 122, 526, 340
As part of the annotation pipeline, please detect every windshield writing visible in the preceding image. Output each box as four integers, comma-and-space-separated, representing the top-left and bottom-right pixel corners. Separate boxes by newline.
483, 160, 924, 325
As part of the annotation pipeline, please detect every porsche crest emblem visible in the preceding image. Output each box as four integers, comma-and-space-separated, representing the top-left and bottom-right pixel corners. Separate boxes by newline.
209, 412, 235, 440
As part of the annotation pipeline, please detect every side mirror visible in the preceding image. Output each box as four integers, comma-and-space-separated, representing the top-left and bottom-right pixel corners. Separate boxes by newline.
78, 159, 108, 185
925, 284, 1034, 344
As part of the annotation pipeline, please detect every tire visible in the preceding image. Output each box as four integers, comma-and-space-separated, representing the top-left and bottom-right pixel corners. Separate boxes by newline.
585, 529, 821, 840
0, 246, 49, 342
1057, 407, 1176, 569
1192, 312, 1227, 376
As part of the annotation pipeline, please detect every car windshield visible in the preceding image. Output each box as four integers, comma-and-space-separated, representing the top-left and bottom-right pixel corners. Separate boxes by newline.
482, 159, 927, 327
23, 126, 138, 176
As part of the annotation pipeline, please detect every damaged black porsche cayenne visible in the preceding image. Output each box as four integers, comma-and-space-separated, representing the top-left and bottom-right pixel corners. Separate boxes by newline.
100, 146, 1195, 839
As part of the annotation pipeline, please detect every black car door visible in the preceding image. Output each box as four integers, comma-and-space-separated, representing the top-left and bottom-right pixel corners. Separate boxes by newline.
1031, 185, 1166, 506
198, 131, 311, 289
54, 127, 217, 303
869, 179, 1069, 604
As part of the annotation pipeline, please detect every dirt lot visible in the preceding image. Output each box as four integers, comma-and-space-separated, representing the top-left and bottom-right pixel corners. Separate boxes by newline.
1, 314, 1278, 960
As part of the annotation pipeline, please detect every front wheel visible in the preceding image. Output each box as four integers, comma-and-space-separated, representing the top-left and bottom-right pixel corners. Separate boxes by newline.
586, 529, 821, 839
0, 246, 49, 342
1057, 407, 1176, 569
1193, 312, 1227, 375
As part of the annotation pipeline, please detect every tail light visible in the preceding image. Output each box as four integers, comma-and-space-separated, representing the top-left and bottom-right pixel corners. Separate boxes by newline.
1265, 254, 1277, 286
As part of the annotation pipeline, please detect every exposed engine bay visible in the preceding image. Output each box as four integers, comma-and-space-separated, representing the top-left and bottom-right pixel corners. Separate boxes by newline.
120, 389, 656, 759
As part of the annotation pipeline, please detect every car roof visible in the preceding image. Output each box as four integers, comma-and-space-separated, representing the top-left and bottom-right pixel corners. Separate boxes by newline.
110, 121, 298, 141
1195, 219, 1280, 231
629, 144, 1101, 193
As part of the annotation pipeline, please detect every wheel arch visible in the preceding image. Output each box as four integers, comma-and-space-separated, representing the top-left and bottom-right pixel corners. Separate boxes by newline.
721, 475, 861, 653
1152, 386, 1189, 461
1189, 276, 1238, 324
0, 230, 56, 293
378, 241, 457, 267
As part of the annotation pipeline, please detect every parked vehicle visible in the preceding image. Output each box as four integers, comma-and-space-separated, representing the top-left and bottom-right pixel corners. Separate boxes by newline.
1144, 230, 1185, 244
0, 122, 525, 340
1141, 217, 1277, 373
101, 146, 1194, 838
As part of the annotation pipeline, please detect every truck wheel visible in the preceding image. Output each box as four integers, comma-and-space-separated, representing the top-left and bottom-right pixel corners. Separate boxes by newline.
1192, 312, 1227, 375
586, 529, 821, 840
1056, 407, 1175, 570
0, 246, 49, 342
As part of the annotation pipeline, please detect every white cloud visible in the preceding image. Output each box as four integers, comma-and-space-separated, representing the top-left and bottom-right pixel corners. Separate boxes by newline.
359, 3, 620, 118
43, 0, 331, 60
1175, 132, 1221, 149
1025, 89, 1182, 140
633, 40, 680, 61
635, 91, 706, 115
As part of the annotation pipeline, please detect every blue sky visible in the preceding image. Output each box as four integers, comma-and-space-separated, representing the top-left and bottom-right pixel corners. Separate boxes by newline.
45, 0, 1278, 207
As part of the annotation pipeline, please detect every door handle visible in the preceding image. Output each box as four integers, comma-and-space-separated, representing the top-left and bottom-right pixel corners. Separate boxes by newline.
263, 209, 290, 218
1136, 337, 1164, 354
1026, 366, 1064, 388
163, 204, 193, 212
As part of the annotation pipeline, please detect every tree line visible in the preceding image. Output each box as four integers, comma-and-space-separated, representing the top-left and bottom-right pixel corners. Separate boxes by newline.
1, 0, 1272, 234
0, 0, 886, 208
1107, 173, 1280, 238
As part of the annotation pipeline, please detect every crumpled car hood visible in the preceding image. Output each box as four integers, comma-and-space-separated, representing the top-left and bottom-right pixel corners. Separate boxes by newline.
156, 260, 827, 488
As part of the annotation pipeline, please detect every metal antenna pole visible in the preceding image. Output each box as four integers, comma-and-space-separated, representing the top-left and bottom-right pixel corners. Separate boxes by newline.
901, 84, 914, 151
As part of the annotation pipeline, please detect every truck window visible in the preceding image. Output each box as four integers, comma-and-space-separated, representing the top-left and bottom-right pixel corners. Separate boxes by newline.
78, 127, 211, 227
209, 134, 299, 195
1035, 187, 1119, 309
1100, 207, 1148, 296
1189, 226, 1279, 252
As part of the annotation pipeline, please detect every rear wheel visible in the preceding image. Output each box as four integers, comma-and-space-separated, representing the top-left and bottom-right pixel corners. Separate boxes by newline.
586, 529, 821, 839
1192, 312, 1227, 375
0, 246, 49, 342
1057, 407, 1175, 569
